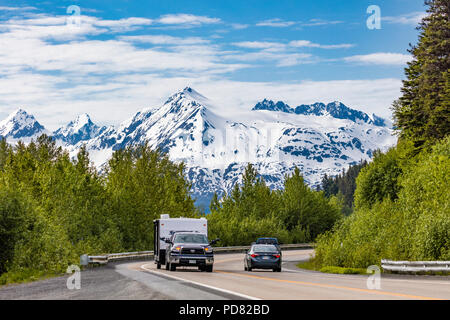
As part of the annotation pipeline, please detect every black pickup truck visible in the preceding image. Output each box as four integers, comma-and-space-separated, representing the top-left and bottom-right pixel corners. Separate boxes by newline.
163, 231, 219, 272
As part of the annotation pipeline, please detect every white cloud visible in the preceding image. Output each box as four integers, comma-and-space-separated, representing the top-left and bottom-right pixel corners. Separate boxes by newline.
289, 40, 354, 49
119, 35, 209, 45
0, 6, 36, 11
383, 12, 426, 25
157, 14, 221, 26
344, 53, 412, 65
0, 76, 402, 130
233, 41, 284, 49
0, 14, 153, 40
301, 19, 343, 27
256, 19, 296, 27
94, 17, 153, 28
0, 12, 403, 129
231, 23, 249, 30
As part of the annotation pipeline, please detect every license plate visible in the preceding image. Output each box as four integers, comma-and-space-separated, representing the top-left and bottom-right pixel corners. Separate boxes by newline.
263, 256, 270, 260
189, 260, 196, 264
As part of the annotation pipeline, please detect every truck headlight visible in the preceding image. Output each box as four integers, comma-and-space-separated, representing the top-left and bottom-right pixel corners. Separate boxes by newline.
172, 246, 181, 253
204, 246, 213, 253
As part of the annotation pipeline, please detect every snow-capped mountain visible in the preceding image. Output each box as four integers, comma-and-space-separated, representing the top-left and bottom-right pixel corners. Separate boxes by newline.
0, 87, 397, 209
0, 109, 48, 141
53, 113, 106, 145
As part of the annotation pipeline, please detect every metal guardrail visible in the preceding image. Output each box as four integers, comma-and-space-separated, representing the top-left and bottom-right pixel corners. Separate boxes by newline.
80, 244, 314, 266
381, 259, 450, 273
81, 251, 154, 266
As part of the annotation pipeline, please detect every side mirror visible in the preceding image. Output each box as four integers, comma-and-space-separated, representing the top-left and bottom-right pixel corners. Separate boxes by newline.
165, 239, 172, 244
210, 238, 220, 245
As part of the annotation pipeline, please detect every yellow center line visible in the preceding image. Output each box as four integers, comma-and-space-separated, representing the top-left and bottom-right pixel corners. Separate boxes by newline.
214, 270, 443, 300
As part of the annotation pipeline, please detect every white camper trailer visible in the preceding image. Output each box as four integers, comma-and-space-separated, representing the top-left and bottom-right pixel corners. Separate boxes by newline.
153, 214, 208, 269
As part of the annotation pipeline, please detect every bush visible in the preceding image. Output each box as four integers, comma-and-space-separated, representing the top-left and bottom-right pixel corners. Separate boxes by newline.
315, 136, 450, 268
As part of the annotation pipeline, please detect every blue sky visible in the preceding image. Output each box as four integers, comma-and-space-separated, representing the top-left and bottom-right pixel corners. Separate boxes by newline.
0, 0, 426, 129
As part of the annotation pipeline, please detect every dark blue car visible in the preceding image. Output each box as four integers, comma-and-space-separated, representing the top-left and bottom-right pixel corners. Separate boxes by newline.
256, 237, 281, 251
244, 244, 282, 272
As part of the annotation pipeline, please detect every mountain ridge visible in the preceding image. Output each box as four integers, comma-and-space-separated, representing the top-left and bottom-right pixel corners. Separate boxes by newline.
0, 88, 397, 208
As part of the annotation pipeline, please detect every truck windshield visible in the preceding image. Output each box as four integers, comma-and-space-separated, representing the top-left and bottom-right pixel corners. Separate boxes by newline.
173, 234, 208, 244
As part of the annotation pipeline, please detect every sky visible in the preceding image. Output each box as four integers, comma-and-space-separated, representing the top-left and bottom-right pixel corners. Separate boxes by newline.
0, 0, 427, 130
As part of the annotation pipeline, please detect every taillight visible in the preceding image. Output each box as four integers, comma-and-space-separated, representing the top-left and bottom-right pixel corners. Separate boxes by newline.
250, 254, 259, 258
273, 254, 280, 258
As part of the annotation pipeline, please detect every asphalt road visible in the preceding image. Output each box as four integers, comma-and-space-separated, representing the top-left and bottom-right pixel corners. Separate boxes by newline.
1, 249, 449, 300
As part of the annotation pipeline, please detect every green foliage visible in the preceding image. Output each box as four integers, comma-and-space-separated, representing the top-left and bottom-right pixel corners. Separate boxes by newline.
353, 148, 403, 210
315, 136, 450, 268
105, 144, 197, 251
316, 3, 449, 269
0, 137, 197, 282
392, 0, 450, 149
208, 165, 342, 246
321, 160, 368, 214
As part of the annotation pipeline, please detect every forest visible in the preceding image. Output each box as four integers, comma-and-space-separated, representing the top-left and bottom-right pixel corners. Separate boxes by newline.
313, 0, 449, 269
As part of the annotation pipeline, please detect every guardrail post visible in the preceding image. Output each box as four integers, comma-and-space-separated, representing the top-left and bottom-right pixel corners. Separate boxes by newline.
80, 254, 89, 266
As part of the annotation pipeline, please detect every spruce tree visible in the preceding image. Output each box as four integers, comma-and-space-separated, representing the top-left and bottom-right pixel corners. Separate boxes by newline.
393, 0, 450, 149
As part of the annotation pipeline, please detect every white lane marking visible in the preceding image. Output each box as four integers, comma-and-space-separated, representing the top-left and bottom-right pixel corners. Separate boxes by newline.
140, 263, 261, 300
283, 267, 450, 286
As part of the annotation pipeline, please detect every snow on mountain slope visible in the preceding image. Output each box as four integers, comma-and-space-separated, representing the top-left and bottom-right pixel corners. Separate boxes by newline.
0, 109, 48, 142
53, 113, 106, 145
0, 88, 397, 209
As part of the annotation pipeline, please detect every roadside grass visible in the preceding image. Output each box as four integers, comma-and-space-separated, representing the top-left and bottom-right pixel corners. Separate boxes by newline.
296, 259, 367, 275
0, 269, 60, 286
319, 266, 367, 275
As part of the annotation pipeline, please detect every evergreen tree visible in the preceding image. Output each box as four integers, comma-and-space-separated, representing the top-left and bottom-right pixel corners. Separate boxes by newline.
393, 0, 450, 149
321, 160, 368, 214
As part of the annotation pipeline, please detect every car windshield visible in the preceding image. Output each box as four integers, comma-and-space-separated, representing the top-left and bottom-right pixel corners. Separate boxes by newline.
173, 233, 208, 244
252, 245, 278, 252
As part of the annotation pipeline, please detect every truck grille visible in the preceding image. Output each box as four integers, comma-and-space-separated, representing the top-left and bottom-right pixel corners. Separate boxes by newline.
181, 248, 204, 255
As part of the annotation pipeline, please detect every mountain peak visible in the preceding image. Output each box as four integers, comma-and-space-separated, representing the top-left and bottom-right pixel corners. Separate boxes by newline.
53, 113, 105, 145
252, 98, 386, 127
0, 108, 46, 139
252, 99, 293, 113
163, 87, 209, 111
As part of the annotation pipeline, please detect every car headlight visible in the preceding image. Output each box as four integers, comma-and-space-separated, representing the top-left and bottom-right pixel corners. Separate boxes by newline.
204, 246, 213, 253
172, 246, 181, 252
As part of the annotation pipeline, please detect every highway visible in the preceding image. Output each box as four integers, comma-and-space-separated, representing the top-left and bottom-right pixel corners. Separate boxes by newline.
1, 249, 449, 300
137, 249, 450, 300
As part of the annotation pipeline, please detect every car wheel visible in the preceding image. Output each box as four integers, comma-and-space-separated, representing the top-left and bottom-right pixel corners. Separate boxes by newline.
165, 262, 169, 270
157, 263, 161, 269
170, 263, 176, 271
247, 267, 252, 272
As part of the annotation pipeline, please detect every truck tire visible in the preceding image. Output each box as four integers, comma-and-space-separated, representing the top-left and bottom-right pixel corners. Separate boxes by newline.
206, 265, 213, 272
157, 263, 161, 269
165, 262, 169, 270
170, 263, 176, 271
